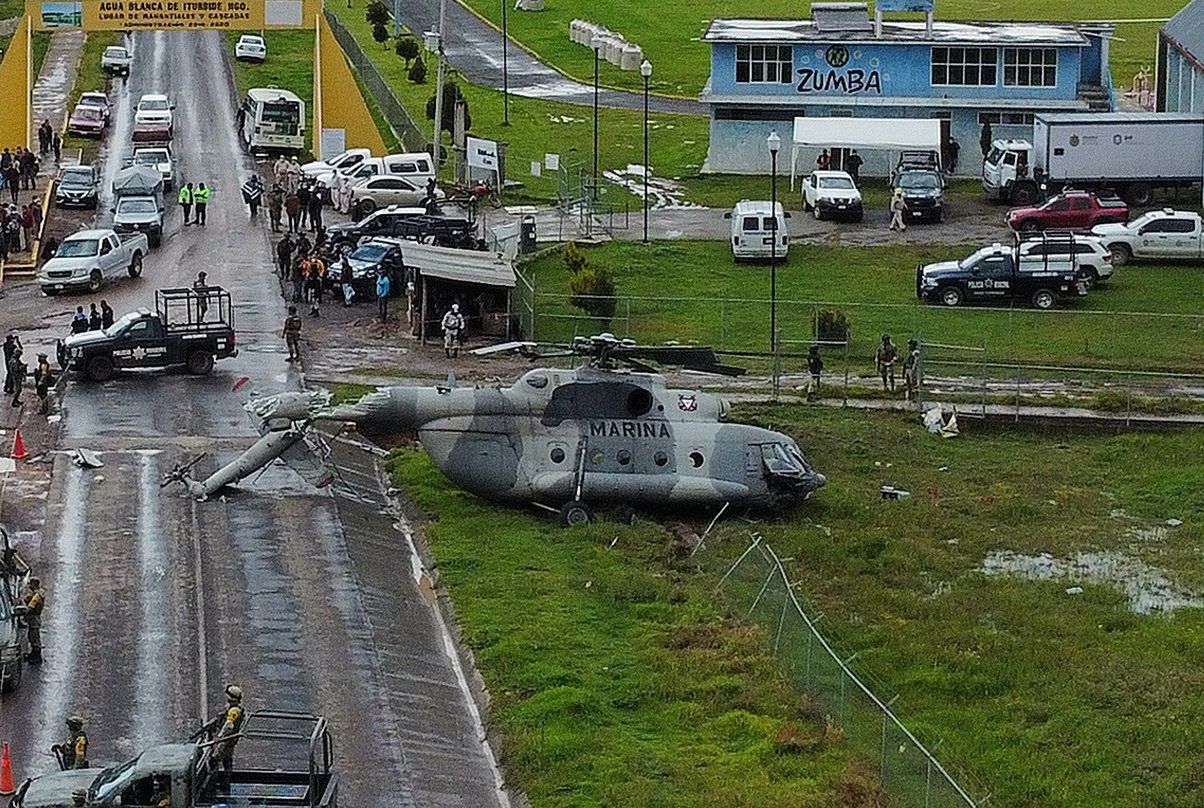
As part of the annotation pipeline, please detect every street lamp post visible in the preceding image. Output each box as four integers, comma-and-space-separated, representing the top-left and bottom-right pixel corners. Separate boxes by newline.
592, 37, 601, 200
501, 0, 510, 125
640, 59, 652, 243
767, 130, 782, 401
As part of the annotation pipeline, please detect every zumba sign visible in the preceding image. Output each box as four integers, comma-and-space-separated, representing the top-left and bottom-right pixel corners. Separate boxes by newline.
796, 43, 883, 94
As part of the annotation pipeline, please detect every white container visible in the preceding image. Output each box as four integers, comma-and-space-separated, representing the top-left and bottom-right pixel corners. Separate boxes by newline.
619, 43, 642, 71
604, 37, 622, 64
569, 19, 584, 44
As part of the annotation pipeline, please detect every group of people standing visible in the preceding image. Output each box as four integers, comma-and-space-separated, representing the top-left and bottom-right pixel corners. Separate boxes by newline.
4, 332, 55, 412
176, 181, 213, 226
36, 119, 64, 166
804, 335, 923, 403
0, 146, 42, 204
268, 155, 333, 234
0, 197, 42, 259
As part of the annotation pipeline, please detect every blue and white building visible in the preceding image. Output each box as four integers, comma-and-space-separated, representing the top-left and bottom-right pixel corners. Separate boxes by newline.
1158, 0, 1204, 113
700, 2, 1115, 175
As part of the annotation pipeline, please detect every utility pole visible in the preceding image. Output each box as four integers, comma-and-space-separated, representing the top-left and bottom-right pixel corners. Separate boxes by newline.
501, 0, 510, 125
392, 0, 400, 37
431, 0, 448, 169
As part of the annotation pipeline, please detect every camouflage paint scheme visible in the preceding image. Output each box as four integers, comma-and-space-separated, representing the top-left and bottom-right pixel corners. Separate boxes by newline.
325, 366, 826, 510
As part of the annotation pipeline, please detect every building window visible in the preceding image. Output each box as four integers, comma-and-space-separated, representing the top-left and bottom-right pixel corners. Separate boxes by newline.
735, 44, 793, 84
978, 111, 1035, 125
931, 47, 998, 86
1004, 48, 1057, 87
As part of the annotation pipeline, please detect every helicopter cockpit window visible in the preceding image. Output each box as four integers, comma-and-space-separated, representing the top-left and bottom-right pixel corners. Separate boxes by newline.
760, 443, 807, 475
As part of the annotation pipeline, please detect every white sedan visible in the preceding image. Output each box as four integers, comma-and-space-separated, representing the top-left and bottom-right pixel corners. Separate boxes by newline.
235, 35, 267, 62
135, 94, 174, 129
349, 175, 441, 216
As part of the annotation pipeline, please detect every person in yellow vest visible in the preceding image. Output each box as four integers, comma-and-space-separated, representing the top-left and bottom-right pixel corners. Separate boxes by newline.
194, 183, 211, 226
56, 715, 89, 769
178, 182, 193, 225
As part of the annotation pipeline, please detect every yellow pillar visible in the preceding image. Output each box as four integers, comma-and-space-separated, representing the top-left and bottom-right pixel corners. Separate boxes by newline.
0, 17, 33, 150
315, 13, 387, 159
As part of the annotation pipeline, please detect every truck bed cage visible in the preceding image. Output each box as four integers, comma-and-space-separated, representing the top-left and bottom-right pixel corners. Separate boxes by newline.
156, 286, 234, 331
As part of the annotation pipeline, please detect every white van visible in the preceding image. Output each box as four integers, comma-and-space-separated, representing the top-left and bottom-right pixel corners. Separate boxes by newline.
727, 200, 789, 261
315, 152, 435, 189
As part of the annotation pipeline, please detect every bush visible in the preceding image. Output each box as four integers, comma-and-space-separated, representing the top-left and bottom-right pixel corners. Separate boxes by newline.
372, 20, 390, 46
815, 307, 850, 343
407, 55, 427, 83
563, 240, 587, 273
570, 267, 617, 322
394, 35, 419, 65
365, 0, 389, 26
425, 81, 471, 134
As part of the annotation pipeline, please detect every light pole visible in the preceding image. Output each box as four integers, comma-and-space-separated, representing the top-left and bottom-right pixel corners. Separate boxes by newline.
640, 59, 652, 242
767, 130, 781, 401
592, 36, 601, 200
501, 0, 510, 125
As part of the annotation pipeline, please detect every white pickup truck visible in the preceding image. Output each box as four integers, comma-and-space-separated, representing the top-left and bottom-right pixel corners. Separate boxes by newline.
101, 44, 132, 77
1091, 209, 1204, 266
38, 229, 148, 296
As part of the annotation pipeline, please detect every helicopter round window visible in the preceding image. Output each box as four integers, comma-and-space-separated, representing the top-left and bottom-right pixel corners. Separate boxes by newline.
653, 451, 668, 467
617, 449, 632, 466
689, 451, 704, 468
549, 447, 565, 463
626, 387, 653, 417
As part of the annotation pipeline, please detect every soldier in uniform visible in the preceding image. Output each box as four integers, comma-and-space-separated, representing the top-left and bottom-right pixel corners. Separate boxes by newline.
805, 345, 824, 402
57, 715, 89, 769
34, 352, 54, 414
282, 306, 302, 362
874, 334, 898, 393
8, 347, 26, 407
22, 575, 44, 662
441, 303, 465, 359
903, 338, 922, 402
193, 271, 210, 322
209, 684, 246, 792
3, 333, 20, 394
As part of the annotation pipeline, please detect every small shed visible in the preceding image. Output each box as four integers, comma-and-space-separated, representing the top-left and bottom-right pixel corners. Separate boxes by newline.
398, 242, 517, 342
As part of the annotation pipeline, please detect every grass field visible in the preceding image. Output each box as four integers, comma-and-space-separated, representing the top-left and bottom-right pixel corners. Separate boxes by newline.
326, 2, 709, 201
521, 240, 1204, 373
388, 448, 881, 807
458, 0, 1183, 97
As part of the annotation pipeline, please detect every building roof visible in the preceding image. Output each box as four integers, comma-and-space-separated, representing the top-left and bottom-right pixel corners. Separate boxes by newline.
1162, 0, 1204, 61
399, 242, 516, 288
702, 19, 1089, 47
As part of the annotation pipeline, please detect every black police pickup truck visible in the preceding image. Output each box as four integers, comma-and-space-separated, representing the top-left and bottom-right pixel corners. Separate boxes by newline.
58, 287, 238, 381
916, 238, 1089, 309
326, 207, 478, 251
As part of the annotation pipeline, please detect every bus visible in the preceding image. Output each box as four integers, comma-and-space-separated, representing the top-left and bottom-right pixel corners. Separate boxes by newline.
239, 87, 306, 155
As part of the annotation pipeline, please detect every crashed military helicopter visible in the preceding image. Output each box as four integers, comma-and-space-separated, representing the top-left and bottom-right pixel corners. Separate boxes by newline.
165, 334, 826, 524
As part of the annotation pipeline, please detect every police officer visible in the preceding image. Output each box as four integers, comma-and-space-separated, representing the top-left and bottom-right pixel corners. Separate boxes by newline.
194, 183, 211, 226
805, 345, 824, 402
8, 347, 26, 407
903, 338, 922, 402
34, 352, 53, 414
61, 715, 89, 769
282, 306, 302, 362
178, 182, 193, 225
210, 684, 246, 791
874, 334, 898, 393
22, 575, 44, 662
441, 303, 465, 358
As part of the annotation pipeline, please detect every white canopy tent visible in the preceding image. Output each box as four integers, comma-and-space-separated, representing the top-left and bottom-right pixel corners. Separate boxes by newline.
789, 117, 943, 188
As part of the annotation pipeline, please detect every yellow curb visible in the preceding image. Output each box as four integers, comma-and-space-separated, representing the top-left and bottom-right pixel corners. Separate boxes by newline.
446, 0, 703, 109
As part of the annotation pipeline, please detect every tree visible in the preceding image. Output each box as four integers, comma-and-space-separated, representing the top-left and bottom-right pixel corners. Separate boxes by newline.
408, 55, 427, 84
372, 20, 389, 46
563, 241, 587, 273
365, 0, 389, 26
394, 35, 419, 66
569, 267, 617, 323
425, 81, 471, 135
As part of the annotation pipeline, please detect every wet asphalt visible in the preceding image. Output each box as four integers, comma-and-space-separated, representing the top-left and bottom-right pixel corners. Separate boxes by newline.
0, 30, 505, 807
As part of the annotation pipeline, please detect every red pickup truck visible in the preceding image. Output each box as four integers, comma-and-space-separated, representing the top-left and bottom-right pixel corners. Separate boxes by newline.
1006, 191, 1129, 233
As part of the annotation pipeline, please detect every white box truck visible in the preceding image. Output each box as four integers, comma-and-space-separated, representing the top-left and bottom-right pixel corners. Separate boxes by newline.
982, 112, 1204, 207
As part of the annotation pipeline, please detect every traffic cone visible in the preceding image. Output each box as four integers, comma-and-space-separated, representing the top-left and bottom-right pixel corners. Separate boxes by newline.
0, 741, 16, 796
10, 430, 26, 461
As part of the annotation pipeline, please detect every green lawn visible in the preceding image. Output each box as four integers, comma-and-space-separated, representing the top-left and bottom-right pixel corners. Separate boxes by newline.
388, 448, 876, 807
522, 240, 1204, 372
458, 0, 1180, 96
713, 405, 1204, 806
326, 1, 709, 201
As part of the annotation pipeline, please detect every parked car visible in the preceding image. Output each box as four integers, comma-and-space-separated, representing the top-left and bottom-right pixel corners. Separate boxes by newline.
893, 164, 945, 223
101, 45, 132, 76
37, 229, 147, 295
313, 152, 435, 190
55, 165, 100, 208
1091, 209, 1204, 266
77, 91, 112, 124
349, 175, 442, 216
130, 146, 174, 189
344, 238, 408, 296
801, 170, 863, 222
1017, 230, 1114, 286
1006, 190, 1128, 233
234, 34, 267, 62
302, 147, 372, 178
916, 240, 1089, 309
725, 199, 789, 261
135, 94, 174, 129
66, 104, 106, 137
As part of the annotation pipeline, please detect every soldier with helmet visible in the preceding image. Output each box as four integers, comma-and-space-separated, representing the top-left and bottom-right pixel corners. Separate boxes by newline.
903, 338, 922, 402
21, 575, 44, 662
55, 715, 89, 769
874, 334, 899, 393
209, 684, 246, 791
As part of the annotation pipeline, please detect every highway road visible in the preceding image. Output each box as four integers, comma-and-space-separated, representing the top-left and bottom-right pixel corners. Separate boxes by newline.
0, 30, 506, 807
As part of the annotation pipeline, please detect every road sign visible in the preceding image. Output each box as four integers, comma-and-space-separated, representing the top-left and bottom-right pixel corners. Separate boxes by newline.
29, 0, 321, 31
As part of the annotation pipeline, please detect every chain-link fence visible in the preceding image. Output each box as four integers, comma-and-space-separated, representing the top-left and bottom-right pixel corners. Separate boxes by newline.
326, 11, 428, 154
707, 533, 982, 807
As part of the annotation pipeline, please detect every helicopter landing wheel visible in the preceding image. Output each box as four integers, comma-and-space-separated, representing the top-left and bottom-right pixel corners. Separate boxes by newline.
559, 501, 592, 527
